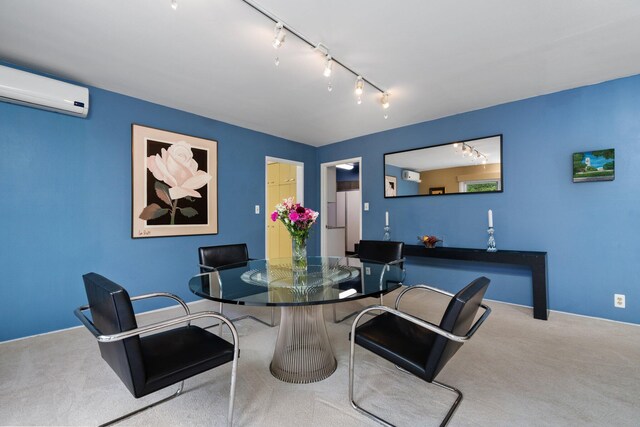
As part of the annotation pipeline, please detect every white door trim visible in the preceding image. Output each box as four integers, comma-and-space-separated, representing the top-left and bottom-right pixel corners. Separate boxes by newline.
320, 157, 362, 257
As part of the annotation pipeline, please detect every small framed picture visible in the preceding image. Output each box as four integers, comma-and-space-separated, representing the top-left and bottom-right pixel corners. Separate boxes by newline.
429, 187, 445, 195
572, 149, 614, 183
132, 124, 218, 238
385, 175, 397, 197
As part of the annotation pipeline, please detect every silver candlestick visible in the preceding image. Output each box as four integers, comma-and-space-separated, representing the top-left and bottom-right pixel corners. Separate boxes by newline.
487, 227, 497, 252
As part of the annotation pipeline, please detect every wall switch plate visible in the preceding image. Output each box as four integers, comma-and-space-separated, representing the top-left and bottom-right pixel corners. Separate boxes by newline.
255, 205, 260, 214
364, 202, 369, 211
365, 267, 371, 275
614, 294, 625, 308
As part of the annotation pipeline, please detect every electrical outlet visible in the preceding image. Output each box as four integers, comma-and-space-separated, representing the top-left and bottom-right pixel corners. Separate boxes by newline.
363, 202, 369, 211
255, 205, 260, 214
614, 294, 625, 308
365, 267, 371, 275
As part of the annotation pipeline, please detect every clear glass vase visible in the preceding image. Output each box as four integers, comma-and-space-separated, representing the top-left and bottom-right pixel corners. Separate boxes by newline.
291, 236, 308, 273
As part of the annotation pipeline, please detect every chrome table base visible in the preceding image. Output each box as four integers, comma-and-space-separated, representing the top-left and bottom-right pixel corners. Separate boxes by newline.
270, 305, 337, 383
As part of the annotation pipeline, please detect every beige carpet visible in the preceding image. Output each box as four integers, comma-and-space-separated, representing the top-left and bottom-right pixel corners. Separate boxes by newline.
1, 288, 639, 426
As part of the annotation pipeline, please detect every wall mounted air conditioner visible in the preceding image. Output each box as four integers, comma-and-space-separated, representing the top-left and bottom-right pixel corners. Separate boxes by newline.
0, 65, 89, 118
401, 170, 422, 183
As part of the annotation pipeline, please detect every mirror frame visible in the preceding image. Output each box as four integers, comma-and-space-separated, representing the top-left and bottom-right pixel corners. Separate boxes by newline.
383, 134, 503, 198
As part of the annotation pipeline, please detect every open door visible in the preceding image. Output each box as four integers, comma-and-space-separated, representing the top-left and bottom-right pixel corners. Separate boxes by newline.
320, 158, 362, 257
265, 157, 304, 259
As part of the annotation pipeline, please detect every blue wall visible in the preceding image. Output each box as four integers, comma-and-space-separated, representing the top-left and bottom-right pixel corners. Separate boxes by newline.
0, 84, 318, 341
385, 164, 420, 196
319, 74, 640, 324
2, 69, 639, 341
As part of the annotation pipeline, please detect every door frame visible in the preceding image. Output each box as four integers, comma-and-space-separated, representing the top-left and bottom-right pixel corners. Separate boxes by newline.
320, 157, 362, 256
265, 156, 304, 257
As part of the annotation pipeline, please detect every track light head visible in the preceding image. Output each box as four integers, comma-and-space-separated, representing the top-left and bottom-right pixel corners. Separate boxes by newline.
171, 0, 177, 10
381, 93, 390, 109
273, 22, 286, 49
324, 55, 333, 77
355, 76, 364, 96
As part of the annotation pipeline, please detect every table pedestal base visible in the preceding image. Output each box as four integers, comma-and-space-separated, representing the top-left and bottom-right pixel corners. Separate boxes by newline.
270, 305, 337, 383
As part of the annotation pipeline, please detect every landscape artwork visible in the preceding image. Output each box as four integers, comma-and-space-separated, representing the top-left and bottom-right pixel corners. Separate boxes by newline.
132, 124, 218, 238
572, 149, 614, 183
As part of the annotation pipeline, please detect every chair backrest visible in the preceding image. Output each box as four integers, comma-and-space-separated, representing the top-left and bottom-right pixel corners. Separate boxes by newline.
424, 276, 490, 382
357, 240, 404, 268
198, 244, 249, 273
82, 273, 145, 397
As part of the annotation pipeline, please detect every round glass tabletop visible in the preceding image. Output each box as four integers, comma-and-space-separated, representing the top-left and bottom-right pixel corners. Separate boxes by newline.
189, 256, 403, 306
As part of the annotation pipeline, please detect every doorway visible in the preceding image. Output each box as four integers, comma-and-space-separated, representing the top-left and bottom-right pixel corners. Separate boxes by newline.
320, 158, 362, 257
265, 157, 304, 259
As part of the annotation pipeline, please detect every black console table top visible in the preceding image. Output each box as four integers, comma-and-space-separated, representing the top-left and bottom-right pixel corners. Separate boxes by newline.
404, 245, 548, 320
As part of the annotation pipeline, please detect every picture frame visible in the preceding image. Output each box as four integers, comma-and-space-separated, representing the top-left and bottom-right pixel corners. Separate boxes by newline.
572, 149, 614, 183
429, 187, 445, 195
385, 175, 397, 197
132, 124, 218, 238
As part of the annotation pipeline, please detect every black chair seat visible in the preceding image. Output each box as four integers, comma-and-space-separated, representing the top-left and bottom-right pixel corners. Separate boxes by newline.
140, 326, 235, 397
354, 312, 436, 380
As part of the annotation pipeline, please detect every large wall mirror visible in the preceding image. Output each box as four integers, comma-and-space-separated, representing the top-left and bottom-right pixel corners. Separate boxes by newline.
384, 134, 503, 198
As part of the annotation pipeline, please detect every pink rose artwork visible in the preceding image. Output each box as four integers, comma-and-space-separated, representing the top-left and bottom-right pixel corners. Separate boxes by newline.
139, 141, 212, 224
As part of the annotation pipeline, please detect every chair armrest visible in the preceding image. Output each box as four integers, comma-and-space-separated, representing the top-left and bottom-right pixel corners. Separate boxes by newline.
74, 307, 239, 347
351, 303, 491, 343
394, 284, 454, 310
199, 264, 216, 272
130, 292, 190, 316
385, 258, 406, 266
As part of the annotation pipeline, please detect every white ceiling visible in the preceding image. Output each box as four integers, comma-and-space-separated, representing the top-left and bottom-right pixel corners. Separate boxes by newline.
1, 1, 640, 147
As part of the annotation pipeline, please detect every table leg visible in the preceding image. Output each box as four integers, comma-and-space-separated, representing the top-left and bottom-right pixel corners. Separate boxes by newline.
270, 305, 337, 383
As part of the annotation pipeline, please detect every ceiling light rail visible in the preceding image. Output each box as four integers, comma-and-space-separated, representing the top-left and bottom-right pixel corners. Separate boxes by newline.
236, 0, 390, 114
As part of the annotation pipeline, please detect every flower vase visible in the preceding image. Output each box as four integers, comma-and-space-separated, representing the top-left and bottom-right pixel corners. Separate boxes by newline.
291, 237, 308, 274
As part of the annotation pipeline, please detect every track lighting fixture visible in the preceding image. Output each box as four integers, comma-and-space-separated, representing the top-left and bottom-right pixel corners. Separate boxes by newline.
323, 55, 333, 78
171, 0, 177, 10
454, 142, 488, 163
272, 22, 285, 49
239, 0, 391, 117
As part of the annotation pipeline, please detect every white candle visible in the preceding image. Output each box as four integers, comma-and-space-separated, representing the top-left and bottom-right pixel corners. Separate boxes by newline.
385, 211, 389, 226
488, 209, 493, 228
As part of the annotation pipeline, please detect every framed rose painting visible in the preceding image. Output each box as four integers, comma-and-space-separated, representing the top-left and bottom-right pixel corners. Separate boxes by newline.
132, 124, 218, 238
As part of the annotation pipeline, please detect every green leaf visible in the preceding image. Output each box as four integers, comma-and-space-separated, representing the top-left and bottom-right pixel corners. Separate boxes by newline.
155, 182, 172, 206
139, 203, 169, 220
179, 207, 198, 218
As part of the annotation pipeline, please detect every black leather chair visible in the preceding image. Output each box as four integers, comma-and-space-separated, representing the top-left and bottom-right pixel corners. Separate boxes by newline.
333, 240, 405, 323
199, 243, 275, 328
75, 273, 239, 427
349, 277, 491, 426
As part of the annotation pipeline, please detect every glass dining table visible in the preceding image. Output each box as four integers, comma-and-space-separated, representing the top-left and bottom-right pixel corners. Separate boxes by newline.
189, 256, 403, 384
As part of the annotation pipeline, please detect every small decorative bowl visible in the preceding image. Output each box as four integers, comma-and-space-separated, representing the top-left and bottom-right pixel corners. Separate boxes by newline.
418, 235, 441, 249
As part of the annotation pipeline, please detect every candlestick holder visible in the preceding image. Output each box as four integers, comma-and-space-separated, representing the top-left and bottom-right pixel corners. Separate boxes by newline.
487, 227, 497, 252
383, 225, 391, 241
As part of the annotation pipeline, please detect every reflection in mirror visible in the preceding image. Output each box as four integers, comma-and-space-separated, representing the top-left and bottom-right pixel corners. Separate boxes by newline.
384, 135, 502, 197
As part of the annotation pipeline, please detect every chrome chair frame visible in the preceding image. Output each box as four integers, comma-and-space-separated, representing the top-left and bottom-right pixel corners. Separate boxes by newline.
199, 263, 276, 332
349, 284, 491, 427
75, 292, 239, 427
333, 257, 406, 323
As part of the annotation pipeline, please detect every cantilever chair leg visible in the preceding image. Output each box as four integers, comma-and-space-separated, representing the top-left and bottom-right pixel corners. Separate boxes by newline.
99, 381, 184, 427
350, 334, 463, 427
432, 381, 463, 427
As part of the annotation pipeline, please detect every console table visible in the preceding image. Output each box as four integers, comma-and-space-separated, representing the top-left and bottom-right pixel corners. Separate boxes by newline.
404, 245, 548, 320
